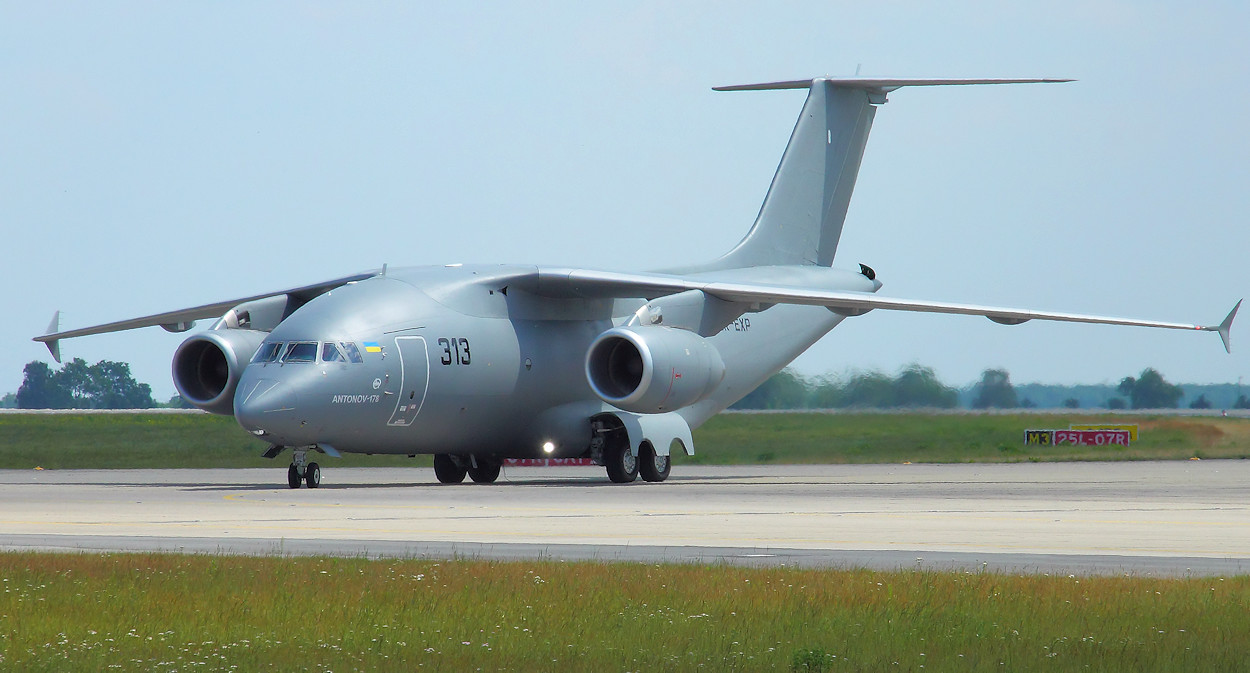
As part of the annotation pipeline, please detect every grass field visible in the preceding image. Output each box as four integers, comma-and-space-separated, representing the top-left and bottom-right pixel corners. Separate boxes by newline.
3, 415, 1246, 670
1, 411, 1249, 470
688, 412, 1250, 465
0, 413, 422, 470
1, 552, 1246, 672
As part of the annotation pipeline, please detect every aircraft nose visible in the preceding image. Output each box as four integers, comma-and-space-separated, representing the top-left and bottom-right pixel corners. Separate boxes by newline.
234, 377, 302, 441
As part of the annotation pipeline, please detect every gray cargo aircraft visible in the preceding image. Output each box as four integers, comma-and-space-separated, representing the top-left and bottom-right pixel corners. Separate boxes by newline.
35, 78, 1239, 488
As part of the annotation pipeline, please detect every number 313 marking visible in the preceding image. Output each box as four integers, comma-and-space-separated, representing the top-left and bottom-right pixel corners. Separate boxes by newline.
438, 338, 471, 365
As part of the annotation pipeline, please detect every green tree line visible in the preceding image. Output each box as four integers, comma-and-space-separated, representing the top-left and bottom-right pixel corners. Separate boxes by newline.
732, 364, 962, 410
733, 365, 1248, 411
6, 358, 1245, 411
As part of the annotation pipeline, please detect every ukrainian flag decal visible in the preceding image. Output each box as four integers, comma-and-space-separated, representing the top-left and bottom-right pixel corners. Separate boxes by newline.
363, 341, 383, 353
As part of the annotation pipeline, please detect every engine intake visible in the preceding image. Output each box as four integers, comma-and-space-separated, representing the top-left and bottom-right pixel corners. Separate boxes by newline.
586, 326, 725, 414
172, 329, 266, 415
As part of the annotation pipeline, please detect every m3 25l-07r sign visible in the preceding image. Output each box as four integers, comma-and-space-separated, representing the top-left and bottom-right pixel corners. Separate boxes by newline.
1024, 430, 1132, 446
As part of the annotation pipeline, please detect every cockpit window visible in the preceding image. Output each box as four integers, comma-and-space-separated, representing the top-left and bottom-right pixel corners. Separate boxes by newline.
252, 342, 283, 364
340, 342, 365, 364
282, 341, 318, 363
321, 342, 345, 363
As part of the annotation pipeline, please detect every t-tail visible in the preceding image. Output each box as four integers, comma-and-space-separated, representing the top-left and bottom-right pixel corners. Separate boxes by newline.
688, 78, 1073, 272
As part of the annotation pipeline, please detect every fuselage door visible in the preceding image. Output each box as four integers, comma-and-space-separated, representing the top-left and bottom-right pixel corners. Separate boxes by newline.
387, 336, 430, 427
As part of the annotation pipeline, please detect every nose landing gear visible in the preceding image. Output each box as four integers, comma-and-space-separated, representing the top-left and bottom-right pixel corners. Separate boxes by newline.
284, 448, 321, 489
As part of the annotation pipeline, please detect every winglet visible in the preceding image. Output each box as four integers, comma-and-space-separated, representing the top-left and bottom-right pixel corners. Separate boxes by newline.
1216, 299, 1241, 354
43, 311, 62, 363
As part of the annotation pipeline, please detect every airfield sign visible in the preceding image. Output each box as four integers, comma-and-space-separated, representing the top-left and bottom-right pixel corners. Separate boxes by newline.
1024, 429, 1132, 447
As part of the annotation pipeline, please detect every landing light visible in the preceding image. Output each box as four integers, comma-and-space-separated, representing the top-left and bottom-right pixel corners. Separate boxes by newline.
542, 441, 556, 454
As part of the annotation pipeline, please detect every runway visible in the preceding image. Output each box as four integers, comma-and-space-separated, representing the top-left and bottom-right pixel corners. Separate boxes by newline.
1, 461, 1247, 576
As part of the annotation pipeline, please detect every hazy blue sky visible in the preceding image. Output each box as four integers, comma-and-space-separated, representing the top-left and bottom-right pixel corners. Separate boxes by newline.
3, 2, 1247, 400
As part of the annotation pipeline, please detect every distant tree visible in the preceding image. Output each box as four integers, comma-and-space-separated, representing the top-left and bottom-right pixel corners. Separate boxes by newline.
1019, 397, 1036, 409
842, 371, 895, 408
1235, 395, 1250, 410
56, 358, 95, 407
1189, 394, 1213, 410
0, 392, 17, 409
17, 361, 71, 409
1118, 368, 1182, 409
85, 360, 155, 409
164, 394, 193, 409
807, 375, 844, 409
971, 368, 1018, 409
1116, 376, 1135, 400
732, 369, 811, 410
1106, 397, 1127, 410
16, 359, 156, 409
891, 365, 958, 408
1063, 398, 1080, 409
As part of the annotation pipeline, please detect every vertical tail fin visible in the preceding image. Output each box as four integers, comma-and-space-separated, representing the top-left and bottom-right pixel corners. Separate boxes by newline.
706, 78, 879, 269
692, 77, 1071, 271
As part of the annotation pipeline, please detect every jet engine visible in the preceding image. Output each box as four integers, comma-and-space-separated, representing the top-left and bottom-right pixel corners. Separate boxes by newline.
172, 328, 267, 415
585, 326, 725, 414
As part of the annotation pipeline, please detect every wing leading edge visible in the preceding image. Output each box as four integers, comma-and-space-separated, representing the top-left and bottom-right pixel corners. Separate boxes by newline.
33, 270, 380, 363
523, 268, 1241, 353
33, 266, 1238, 361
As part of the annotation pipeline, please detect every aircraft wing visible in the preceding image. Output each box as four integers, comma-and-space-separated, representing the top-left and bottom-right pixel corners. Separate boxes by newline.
33, 270, 380, 362
524, 268, 1241, 353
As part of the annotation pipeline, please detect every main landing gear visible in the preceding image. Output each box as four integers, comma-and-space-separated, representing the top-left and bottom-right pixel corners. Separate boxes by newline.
433, 454, 501, 484
638, 442, 671, 483
604, 442, 638, 483
603, 441, 670, 483
286, 449, 321, 489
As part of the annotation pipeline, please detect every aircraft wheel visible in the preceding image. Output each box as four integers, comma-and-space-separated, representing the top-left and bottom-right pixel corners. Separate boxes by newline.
305, 462, 321, 489
467, 459, 501, 484
605, 444, 638, 483
638, 443, 671, 482
433, 454, 467, 484
287, 464, 302, 489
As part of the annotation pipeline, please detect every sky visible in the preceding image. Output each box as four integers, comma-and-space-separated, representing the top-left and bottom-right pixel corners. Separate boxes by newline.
3, 1, 1248, 400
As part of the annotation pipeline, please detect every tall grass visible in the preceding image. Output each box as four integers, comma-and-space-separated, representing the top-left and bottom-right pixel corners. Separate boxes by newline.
0, 553, 1246, 671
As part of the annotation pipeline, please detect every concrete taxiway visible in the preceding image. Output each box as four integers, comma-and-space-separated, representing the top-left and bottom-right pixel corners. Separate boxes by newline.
1, 462, 1247, 576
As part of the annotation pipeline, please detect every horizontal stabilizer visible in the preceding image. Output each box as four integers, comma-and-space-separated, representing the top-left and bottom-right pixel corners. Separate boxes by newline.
714, 78, 1074, 93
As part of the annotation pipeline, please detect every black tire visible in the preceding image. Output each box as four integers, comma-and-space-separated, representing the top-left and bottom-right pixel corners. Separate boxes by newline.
467, 459, 501, 484
433, 454, 467, 484
305, 462, 321, 489
287, 464, 302, 489
605, 443, 638, 483
638, 443, 671, 482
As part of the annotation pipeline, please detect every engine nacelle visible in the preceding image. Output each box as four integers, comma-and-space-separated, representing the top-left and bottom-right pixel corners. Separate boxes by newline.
172, 329, 267, 415
585, 326, 725, 414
